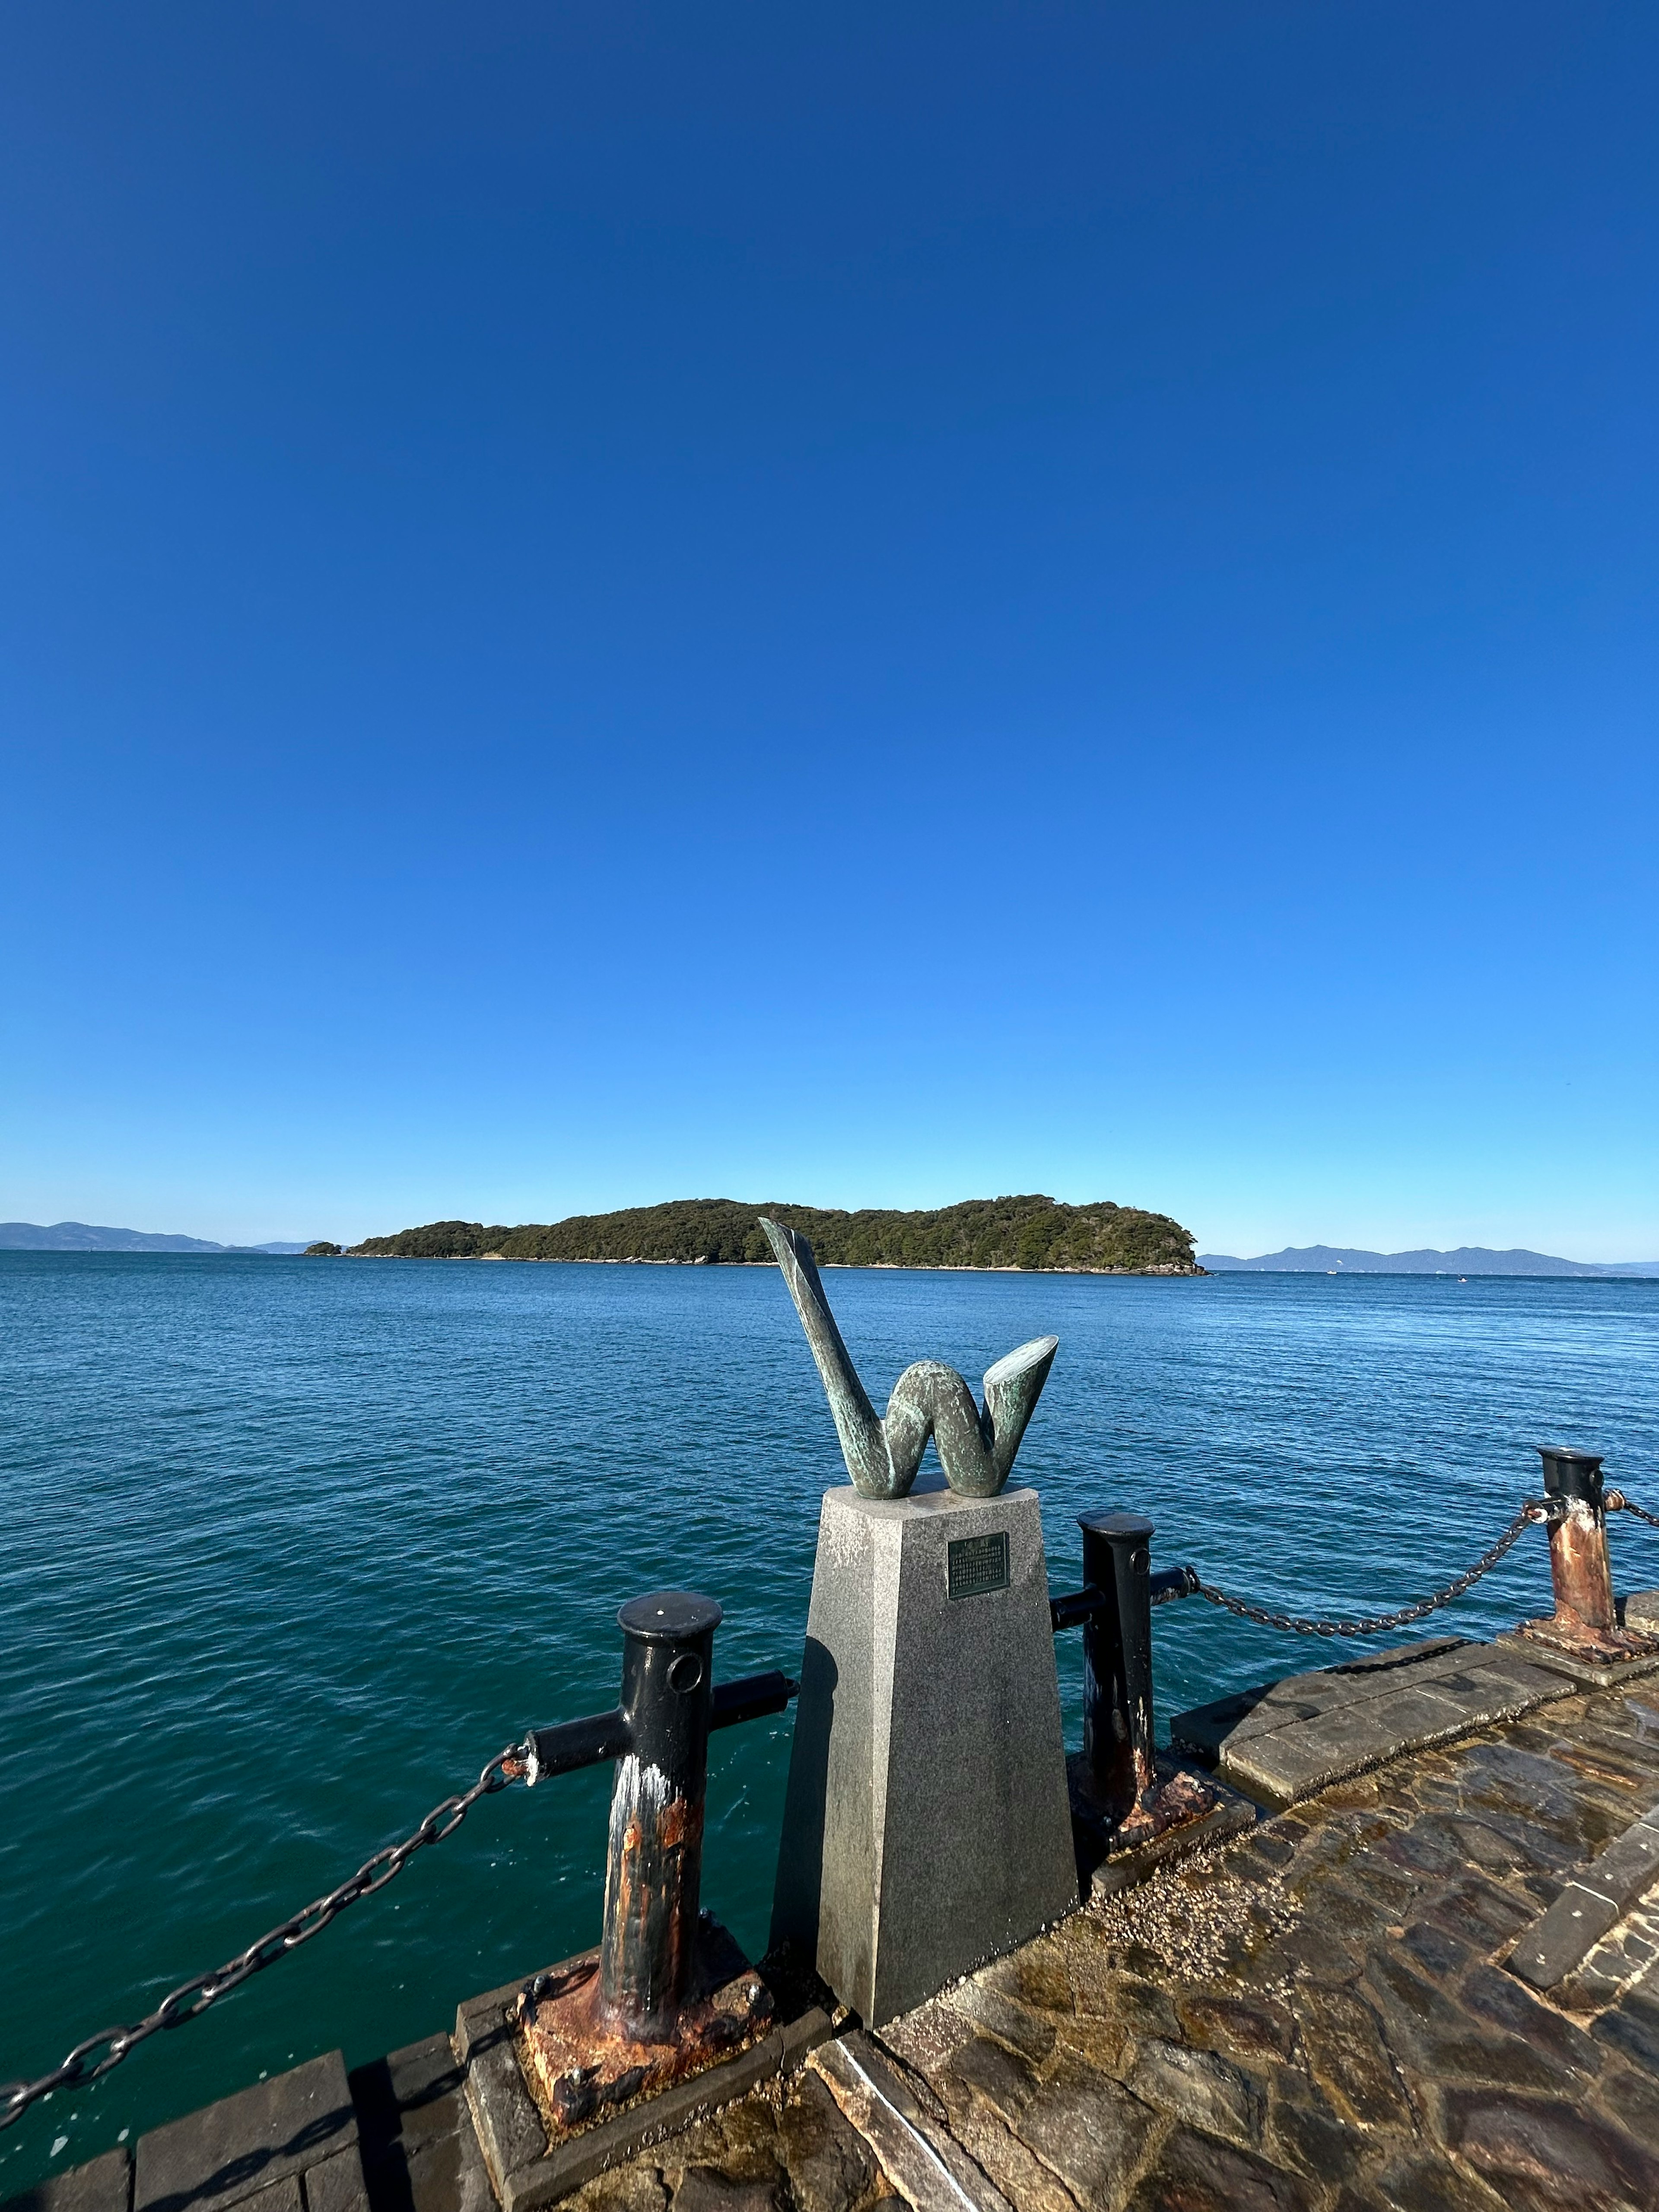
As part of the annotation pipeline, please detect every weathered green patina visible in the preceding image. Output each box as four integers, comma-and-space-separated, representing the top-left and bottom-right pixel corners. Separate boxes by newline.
760, 1217, 1057, 1499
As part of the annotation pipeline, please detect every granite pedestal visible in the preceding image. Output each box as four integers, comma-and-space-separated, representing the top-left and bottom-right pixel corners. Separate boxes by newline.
771, 1482, 1078, 2026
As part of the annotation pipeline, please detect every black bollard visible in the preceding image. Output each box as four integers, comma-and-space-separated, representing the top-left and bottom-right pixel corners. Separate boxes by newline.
596, 1591, 721, 2040
1077, 1510, 1158, 1826
514, 1594, 788, 2126
1535, 1448, 1617, 1639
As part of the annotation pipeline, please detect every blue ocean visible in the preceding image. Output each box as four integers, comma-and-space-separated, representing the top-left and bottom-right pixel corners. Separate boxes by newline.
4, 1253, 1657, 2194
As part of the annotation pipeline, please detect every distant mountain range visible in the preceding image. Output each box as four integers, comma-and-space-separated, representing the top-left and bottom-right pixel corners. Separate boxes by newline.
1198, 1244, 1658, 1278
0, 1221, 309, 1255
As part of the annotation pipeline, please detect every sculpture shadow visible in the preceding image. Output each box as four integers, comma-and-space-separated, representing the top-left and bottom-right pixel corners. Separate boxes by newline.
768, 1635, 836, 1959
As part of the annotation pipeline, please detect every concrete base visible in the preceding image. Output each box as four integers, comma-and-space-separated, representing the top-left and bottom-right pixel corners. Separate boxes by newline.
1170, 1636, 1578, 1812
770, 1483, 1078, 2026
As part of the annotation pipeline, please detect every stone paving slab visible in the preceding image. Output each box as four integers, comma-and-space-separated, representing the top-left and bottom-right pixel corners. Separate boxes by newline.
133, 2053, 362, 2212
810, 2036, 1008, 2212
1509, 1802, 1659, 1993
1175, 1637, 1468, 1745
298, 2156, 363, 2212
1494, 1631, 1659, 1693
230, 2184, 300, 2212
1170, 1635, 1579, 1809
1, 2146, 133, 2212
350, 2034, 495, 2212
1560, 1886, 1659, 2016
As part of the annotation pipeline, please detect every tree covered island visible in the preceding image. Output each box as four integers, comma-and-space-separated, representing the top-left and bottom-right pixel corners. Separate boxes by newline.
346, 1195, 1200, 1273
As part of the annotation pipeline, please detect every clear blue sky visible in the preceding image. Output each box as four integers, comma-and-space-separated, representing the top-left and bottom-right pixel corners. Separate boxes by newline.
3, 3, 1655, 1258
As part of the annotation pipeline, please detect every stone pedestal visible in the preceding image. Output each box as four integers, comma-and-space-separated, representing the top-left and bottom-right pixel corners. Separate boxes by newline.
771, 1483, 1078, 2026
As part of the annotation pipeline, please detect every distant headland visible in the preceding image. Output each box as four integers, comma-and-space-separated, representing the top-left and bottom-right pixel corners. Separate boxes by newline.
343, 1195, 1201, 1274
1199, 1242, 1657, 1277
0, 1221, 309, 1254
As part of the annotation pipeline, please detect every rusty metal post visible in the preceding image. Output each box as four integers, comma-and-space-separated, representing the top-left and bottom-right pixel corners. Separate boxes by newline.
1078, 1510, 1157, 1826
596, 1591, 721, 2040
516, 1595, 780, 2129
1538, 1447, 1616, 1634
1518, 1447, 1659, 1664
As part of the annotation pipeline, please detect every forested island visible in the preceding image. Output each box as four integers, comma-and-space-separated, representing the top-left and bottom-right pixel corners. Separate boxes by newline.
345, 1195, 1200, 1274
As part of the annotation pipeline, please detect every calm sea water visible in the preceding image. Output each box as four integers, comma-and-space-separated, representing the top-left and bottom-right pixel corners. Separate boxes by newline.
4, 1252, 1657, 2190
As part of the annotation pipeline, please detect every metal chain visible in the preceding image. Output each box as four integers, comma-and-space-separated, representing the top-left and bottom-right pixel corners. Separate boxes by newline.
1194, 1499, 1550, 1639
0, 1742, 523, 2133
1608, 1491, 1659, 1529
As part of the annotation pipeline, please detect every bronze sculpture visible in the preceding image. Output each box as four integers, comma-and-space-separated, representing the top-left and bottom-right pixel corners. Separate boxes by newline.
760, 1217, 1058, 1499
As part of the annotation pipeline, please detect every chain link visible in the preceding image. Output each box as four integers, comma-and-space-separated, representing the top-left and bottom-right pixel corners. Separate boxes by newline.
0, 1743, 523, 2133
1608, 1491, 1659, 1529
1193, 1499, 1550, 1639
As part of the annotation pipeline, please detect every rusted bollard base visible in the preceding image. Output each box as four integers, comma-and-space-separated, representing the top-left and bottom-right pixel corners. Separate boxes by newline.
515, 1918, 773, 2142
1082, 1763, 1219, 1853
1515, 1613, 1659, 1665
1507, 1614, 1659, 1691
1068, 1751, 1255, 1902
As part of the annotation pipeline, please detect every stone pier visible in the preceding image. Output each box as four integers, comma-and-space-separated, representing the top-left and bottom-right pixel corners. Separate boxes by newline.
14, 1617, 1659, 2212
